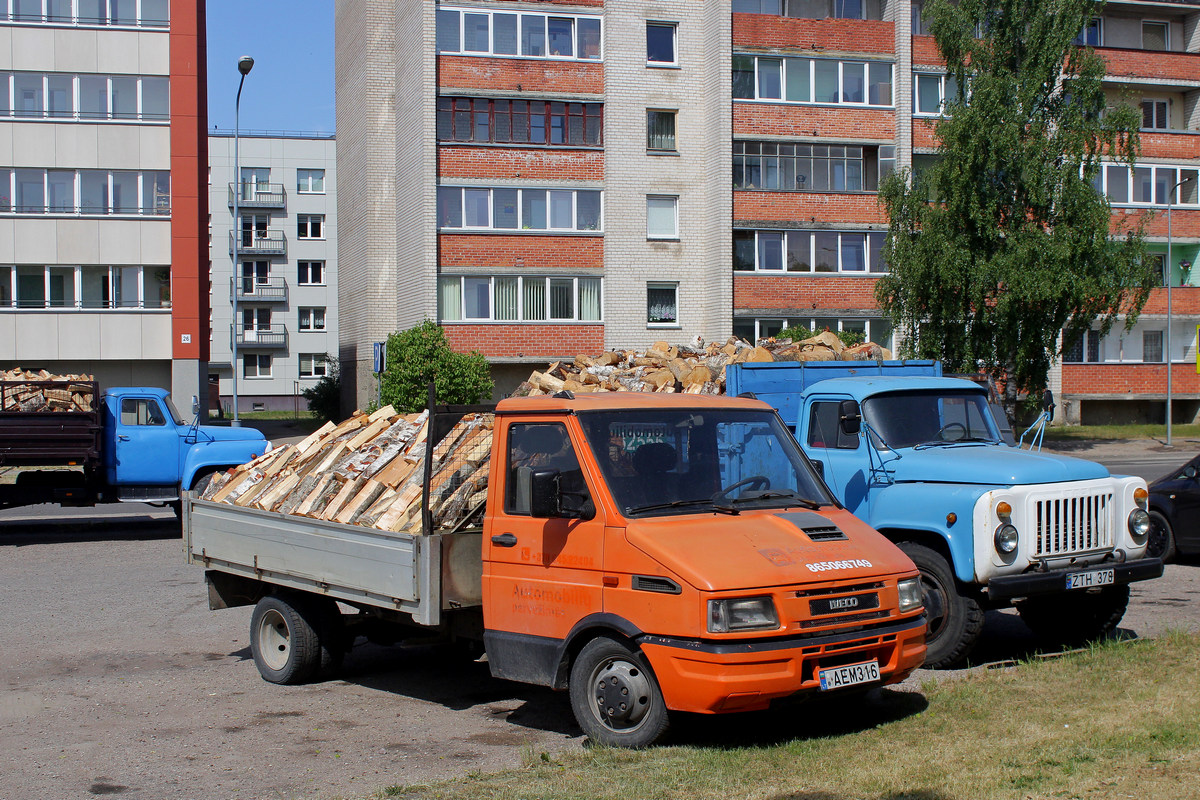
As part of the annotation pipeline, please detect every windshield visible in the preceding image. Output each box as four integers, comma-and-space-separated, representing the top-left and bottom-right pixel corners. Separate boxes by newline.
577, 407, 833, 518
861, 389, 1000, 449
163, 396, 186, 426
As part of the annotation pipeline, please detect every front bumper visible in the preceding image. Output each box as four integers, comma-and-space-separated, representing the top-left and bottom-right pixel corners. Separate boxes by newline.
986, 557, 1163, 602
637, 616, 927, 715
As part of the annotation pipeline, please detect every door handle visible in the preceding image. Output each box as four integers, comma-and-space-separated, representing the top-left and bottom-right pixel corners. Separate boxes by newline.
118, 435, 131, 441
491, 533, 518, 548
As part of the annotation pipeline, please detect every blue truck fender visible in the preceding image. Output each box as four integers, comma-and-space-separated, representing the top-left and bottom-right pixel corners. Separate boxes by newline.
182, 440, 270, 490
868, 482, 989, 585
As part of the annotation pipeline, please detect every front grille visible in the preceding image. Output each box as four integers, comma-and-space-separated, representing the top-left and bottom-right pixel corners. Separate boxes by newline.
805, 525, 848, 542
1033, 491, 1113, 557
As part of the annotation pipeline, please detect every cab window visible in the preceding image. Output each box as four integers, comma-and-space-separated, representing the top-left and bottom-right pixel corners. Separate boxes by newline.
121, 398, 166, 426
807, 401, 859, 449
505, 422, 584, 515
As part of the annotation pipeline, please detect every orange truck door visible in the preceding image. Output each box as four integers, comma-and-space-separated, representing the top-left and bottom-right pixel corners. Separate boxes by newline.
482, 418, 606, 686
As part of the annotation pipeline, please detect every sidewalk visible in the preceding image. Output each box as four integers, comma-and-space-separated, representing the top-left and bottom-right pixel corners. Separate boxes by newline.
1041, 435, 1200, 460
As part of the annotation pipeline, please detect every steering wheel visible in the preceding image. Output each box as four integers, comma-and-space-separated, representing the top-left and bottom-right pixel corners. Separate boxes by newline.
713, 475, 770, 502
937, 422, 967, 441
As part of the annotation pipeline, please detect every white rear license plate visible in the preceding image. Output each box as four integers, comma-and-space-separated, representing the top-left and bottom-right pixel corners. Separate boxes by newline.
1066, 568, 1114, 590
818, 660, 880, 691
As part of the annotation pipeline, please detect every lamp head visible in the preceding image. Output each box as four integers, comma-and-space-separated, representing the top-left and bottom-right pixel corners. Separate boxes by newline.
237, 56, 254, 75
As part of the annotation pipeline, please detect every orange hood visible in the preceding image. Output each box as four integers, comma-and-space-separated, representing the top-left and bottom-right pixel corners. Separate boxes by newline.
623, 508, 916, 593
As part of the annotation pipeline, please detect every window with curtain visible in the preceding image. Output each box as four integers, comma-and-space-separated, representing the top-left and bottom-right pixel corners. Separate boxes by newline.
438, 276, 602, 322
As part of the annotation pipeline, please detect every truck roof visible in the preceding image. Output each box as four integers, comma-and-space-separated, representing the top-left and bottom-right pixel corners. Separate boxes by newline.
803, 375, 986, 400
497, 392, 773, 414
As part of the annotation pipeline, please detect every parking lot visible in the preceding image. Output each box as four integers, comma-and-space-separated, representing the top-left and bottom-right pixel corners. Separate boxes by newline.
1, 439, 1198, 800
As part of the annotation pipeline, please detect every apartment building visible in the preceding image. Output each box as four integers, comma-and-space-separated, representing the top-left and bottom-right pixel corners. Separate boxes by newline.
334, 0, 1200, 423
0, 0, 209, 404
208, 133, 338, 414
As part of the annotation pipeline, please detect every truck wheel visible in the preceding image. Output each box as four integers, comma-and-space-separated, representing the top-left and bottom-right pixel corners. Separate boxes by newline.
250, 594, 342, 684
897, 542, 984, 669
1016, 585, 1130, 647
190, 468, 222, 495
568, 637, 669, 748
1146, 511, 1176, 563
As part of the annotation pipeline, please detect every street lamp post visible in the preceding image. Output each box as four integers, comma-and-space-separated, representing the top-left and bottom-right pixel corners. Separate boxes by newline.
230, 55, 254, 427
1165, 173, 1195, 448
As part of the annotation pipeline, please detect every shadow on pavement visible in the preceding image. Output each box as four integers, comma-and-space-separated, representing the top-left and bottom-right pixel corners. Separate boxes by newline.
0, 515, 179, 544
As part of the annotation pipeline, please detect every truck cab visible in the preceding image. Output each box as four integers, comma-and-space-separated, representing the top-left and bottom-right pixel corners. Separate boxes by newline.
727, 361, 1162, 668
101, 387, 270, 501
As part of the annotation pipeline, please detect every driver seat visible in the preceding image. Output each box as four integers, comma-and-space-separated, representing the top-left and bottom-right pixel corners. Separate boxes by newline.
629, 442, 677, 508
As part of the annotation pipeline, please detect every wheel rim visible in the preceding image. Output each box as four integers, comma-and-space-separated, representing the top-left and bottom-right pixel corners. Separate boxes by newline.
588, 655, 653, 733
257, 608, 291, 671
918, 570, 950, 644
1147, 515, 1170, 559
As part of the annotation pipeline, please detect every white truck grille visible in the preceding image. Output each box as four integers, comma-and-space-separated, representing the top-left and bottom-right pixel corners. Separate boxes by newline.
1033, 491, 1113, 557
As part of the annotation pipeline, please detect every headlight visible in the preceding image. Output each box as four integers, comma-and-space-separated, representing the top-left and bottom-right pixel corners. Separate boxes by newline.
994, 523, 1019, 554
897, 577, 923, 612
707, 597, 779, 633
1128, 508, 1151, 542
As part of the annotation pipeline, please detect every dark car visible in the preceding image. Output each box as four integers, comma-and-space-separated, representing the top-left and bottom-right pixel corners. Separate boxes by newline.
1147, 453, 1200, 562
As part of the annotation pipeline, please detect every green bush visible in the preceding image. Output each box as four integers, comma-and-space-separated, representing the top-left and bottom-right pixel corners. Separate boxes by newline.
301, 355, 342, 422
380, 320, 493, 412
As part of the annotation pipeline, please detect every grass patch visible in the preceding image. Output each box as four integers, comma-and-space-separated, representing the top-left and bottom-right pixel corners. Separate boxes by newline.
1043, 423, 1200, 442
376, 632, 1200, 800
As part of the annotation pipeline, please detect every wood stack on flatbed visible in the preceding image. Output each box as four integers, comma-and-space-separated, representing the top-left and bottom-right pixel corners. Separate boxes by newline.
199, 405, 494, 535
0, 369, 96, 412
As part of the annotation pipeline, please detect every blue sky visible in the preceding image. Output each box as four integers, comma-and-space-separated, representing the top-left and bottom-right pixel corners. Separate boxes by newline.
205, 0, 335, 135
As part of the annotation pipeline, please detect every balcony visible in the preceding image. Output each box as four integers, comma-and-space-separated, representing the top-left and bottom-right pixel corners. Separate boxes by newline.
228, 182, 287, 210
234, 324, 289, 348
229, 230, 287, 257
231, 277, 289, 303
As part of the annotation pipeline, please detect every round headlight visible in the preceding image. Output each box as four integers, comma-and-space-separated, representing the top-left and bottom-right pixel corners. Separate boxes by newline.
994, 523, 1019, 554
1128, 508, 1151, 542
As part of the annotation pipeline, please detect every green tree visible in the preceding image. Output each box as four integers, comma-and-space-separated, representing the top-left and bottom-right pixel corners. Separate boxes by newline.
380, 320, 493, 412
301, 354, 342, 422
878, 0, 1156, 419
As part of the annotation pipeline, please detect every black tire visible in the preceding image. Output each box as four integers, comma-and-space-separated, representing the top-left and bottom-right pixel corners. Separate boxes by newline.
568, 637, 669, 748
897, 541, 984, 669
1146, 511, 1177, 563
1016, 584, 1130, 647
250, 594, 343, 684
190, 467, 222, 494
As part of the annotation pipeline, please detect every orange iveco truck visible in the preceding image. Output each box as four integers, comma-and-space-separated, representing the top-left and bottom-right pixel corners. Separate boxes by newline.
185, 392, 927, 747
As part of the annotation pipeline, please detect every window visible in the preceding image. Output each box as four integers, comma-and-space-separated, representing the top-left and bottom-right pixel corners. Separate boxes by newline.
297, 260, 325, 285
733, 55, 892, 106
299, 354, 329, 379
120, 398, 166, 426
1148, 253, 1167, 286
733, 0, 883, 19
736, 317, 893, 349
1143, 330, 1164, 363
1142, 99, 1169, 130
437, 7, 601, 60
1074, 17, 1102, 46
1142, 21, 1168, 51
298, 307, 326, 331
647, 110, 676, 151
0, 168, 168, 215
647, 22, 677, 65
734, 230, 887, 273
438, 187, 602, 232
240, 261, 270, 295
911, 0, 929, 35
0, 72, 169, 121
436, 97, 603, 146
647, 283, 678, 327
1094, 163, 1199, 207
733, 141, 895, 192
646, 195, 678, 239
439, 275, 601, 322
296, 169, 325, 193
1063, 329, 1101, 363
807, 402, 860, 449
505, 422, 585, 515
242, 354, 272, 379
1, 0, 166, 25
297, 214, 324, 239
0, 264, 168, 310
915, 72, 959, 115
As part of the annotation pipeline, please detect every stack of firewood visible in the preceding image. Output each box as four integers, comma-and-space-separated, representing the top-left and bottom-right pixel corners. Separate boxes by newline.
199, 405, 494, 534
515, 332, 890, 396
0, 369, 96, 412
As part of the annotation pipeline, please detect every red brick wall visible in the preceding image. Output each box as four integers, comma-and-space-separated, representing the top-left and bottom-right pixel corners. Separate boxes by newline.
445, 324, 605, 358
733, 14, 894, 55
912, 118, 939, 150
735, 104, 894, 139
734, 191, 889, 225
438, 146, 604, 182
734, 274, 882, 310
1140, 287, 1200, 315
912, 35, 943, 67
438, 56, 604, 94
1101, 48, 1200, 84
1138, 131, 1200, 161
1062, 363, 1200, 395
440, 234, 603, 270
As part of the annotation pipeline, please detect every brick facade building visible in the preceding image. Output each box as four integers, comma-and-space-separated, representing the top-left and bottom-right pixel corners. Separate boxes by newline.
334, 0, 1200, 423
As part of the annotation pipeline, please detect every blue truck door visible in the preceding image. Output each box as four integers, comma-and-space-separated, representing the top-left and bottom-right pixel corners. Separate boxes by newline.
110, 396, 182, 485
801, 397, 870, 516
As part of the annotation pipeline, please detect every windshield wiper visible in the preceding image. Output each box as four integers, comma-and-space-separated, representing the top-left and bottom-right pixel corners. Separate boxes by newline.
729, 490, 822, 510
912, 440, 957, 450
628, 498, 722, 515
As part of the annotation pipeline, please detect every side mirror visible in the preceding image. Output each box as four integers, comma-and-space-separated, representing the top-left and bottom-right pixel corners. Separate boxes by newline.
1184, 465, 1197, 480
191, 395, 200, 416
1042, 389, 1055, 421
839, 399, 862, 436
528, 469, 563, 518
